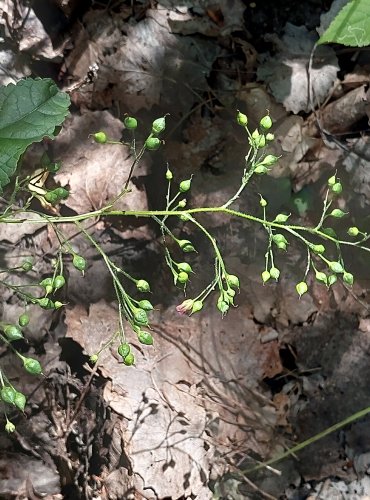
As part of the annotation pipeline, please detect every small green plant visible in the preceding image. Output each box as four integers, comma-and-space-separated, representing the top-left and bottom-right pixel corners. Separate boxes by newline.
0, 78, 368, 432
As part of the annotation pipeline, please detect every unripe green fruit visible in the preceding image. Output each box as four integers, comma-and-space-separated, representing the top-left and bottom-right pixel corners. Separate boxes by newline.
123, 352, 135, 366
1, 386, 16, 405
343, 272, 354, 285
273, 234, 288, 245
329, 261, 344, 274
23, 357, 43, 375
133, 308, 149, 326
38, 297, 53, 309
73, 254, 86, 272
166, 169, 173, 180
22, 259, 33, 272
118, 343, 131, 359
179, 179, 192, 193
40, 277, 53, 295
260, 196, 267, 207
4, 324, 23, 341
54, 187, 69, 200
5, 420, 15, 433
137, 331, 153, 345
145, 137, 161, 150
54, 301, 64, 309
236, 110, 248, 126
274, 213, 290, 223
178, 239, 196, 252
227, 288, 236, 298
93, 132, 107, 144
296, 281, 308, 297
312, 244, 325, 255
226, 274, 240, 289
260, 115, 273, 130
177, 271, 189, 284
348, 226, 359, 237
265, 132, 274, 142
328, 175, 336, 187
151, 116, 167, 134
178, 199, 187, 208
136, 279, 150, 292
124, 116, 138, 129
44, 191, 58, 204
254, 165, 268, 175
177, 262, 193, 274
270, 267, 280, 280
90, 354, 99, 363
217, 297, 229, 314
261, 155, 279, 167
331, 182, 342, 194
328, 274, 337, 286
330, 208, 347, 218
261, 270, 270, 283
315, 271, 327, 284
18, 313, 30, 327
191, 300, 203, 314
276, 241, 287, 251
14, 391, 26, 411
53, 275, 65, 290
138, 300, 154, 311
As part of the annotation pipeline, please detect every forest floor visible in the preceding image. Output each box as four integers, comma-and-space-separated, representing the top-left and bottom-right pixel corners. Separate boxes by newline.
0, 0, 370, 499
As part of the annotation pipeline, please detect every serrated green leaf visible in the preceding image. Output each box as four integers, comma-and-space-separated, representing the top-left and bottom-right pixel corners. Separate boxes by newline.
0, 78, 70, 190
318, 0, 370, 47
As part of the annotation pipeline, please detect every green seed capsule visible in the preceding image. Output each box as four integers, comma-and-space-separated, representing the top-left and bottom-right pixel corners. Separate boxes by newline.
1, 386, 16, 404
273, 234, 288, 245
348, 226, 359, 237
270, 267, 280, 280
227, 288, 236, 298
40, 277, 53, 295
53, 275, 65, 290
44, 191, 59, 204
93, 131, 107, 144
4, 324, 23, 341
54, 187, 69, 200
23, 357, 43, 375
151, 116, 167, 134
145, 137, 161, 150
178, 239, 196, 252
262, 155, 279, 167
191, 300, 203, 314
343, 272, 354, 286
328, 175, 336, 187
315, 271, 328, 285
22, 259, 33, 272
18, 313, 30, 327
136, 279, 150, 292
123, 352, 135, 366
38, 297, 53, 309
133, 308, 149, 326
330, 208, 347, 218
312, 244, 325, 255
274, 213, 290, 223
254, 165, 268, 175
118, 343, 131, 359
217, 297, 229, 315
331, 182, 342, 194
178, 199, 187, 209
137, 331, 153, 345
54, 301, 64, 309
73, 254, 86, 272
237, 110, 248, 126
226, 274, 240, 289
177, 271, 189, 284
138, 300, 154, 311
179, 179, 192, 193
259, 196, 268, 207
265, 132, 274, 142
296, 281, 308, 297
14, 391, 26, 411
5, 420, 15, 433
89, 354, 99, 364
177, 262, 193, 274
261, 271, 271, 283
124, 116, 138, 129
166, 169, 173, 180
276, 241, 287, 251
328, 274, 337, 286
329, 261, 344, 274
260, 115, 273, 130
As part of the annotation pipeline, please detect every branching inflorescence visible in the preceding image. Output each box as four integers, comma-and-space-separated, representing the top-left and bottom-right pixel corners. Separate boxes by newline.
0, 79, 368, 432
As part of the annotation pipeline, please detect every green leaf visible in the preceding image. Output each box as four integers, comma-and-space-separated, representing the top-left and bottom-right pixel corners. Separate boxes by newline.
318, 0, 370, 47
0, 78, 70, 190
